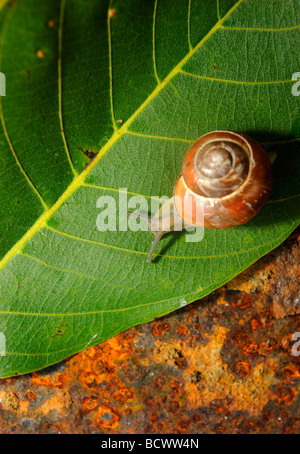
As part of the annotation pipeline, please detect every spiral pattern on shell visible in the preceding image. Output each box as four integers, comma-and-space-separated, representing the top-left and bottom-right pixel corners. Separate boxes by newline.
174, 131, 273, 229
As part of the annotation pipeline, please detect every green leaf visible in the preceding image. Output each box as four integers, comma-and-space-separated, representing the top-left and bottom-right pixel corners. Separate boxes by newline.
0, 0, 299, 377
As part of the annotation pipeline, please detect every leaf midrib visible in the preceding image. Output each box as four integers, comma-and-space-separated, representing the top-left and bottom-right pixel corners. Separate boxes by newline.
0, 0, 244, 272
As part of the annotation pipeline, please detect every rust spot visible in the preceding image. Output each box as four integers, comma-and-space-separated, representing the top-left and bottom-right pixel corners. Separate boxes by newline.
233, 361, 251, 377
231, 293, 252, 310
284, 419, 300, 434
242, 418, 261, 433
210, 398, 231, 414
170, 380, 182, 397
282, 364, 300, 379
243, 343, 258, 356
40, 423, 62, 434
168, 400, 180, 413
258, 338, 277, 356
178, 419, 191, 431
174, 354, 188, 369
275, 386, 296, 406
213, 423, 227, 434
96, 406, 119, 429
152, 320, 170, 337
251, 317, 261, 331
153, 376, 165, 389
176, 324, 189, 337
81, 396, 99, 414
231, 329, 248, 344
93, 359, 115, 375
259, 308, 273, 327
24, 390, 36, 401
190, 370, 202, 383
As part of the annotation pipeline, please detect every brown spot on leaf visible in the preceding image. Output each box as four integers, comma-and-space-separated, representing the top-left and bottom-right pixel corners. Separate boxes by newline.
77, 146, 98, 162
36, 49, 45, 59
48, 19, 56, 28
109, 9, 117, 18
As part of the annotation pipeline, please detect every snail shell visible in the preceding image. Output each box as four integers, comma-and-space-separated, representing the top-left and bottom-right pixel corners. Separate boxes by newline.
174, 130, 273, 229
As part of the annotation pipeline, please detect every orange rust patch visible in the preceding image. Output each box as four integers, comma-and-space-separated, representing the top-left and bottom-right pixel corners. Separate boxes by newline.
231, 293, 252, 310
24, 390, 36, 401
176, 324, 190, 337
0, 390, 28, 412
96, 406, 120, 430
152, 320, 171, 337
81, 396, 99, 414
31, 367, 72, 388
37, 391, 72, 416
282, 364, 300, 379
153, 326, 279, 414
274, 386, 296, 406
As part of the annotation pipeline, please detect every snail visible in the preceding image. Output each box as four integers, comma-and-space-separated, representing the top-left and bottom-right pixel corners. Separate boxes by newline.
130, 131, 273, 263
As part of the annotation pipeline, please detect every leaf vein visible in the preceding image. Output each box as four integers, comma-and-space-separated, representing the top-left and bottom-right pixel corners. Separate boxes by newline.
17, 251, 135, 290
152, 0, 160, 84
108, 0, 117, 131
179, 70, 296, 85
221, 25, 300, 32
58, 0, 78, 176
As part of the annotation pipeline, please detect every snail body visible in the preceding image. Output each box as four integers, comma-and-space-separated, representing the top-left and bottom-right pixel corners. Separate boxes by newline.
131, 131, 272, 263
